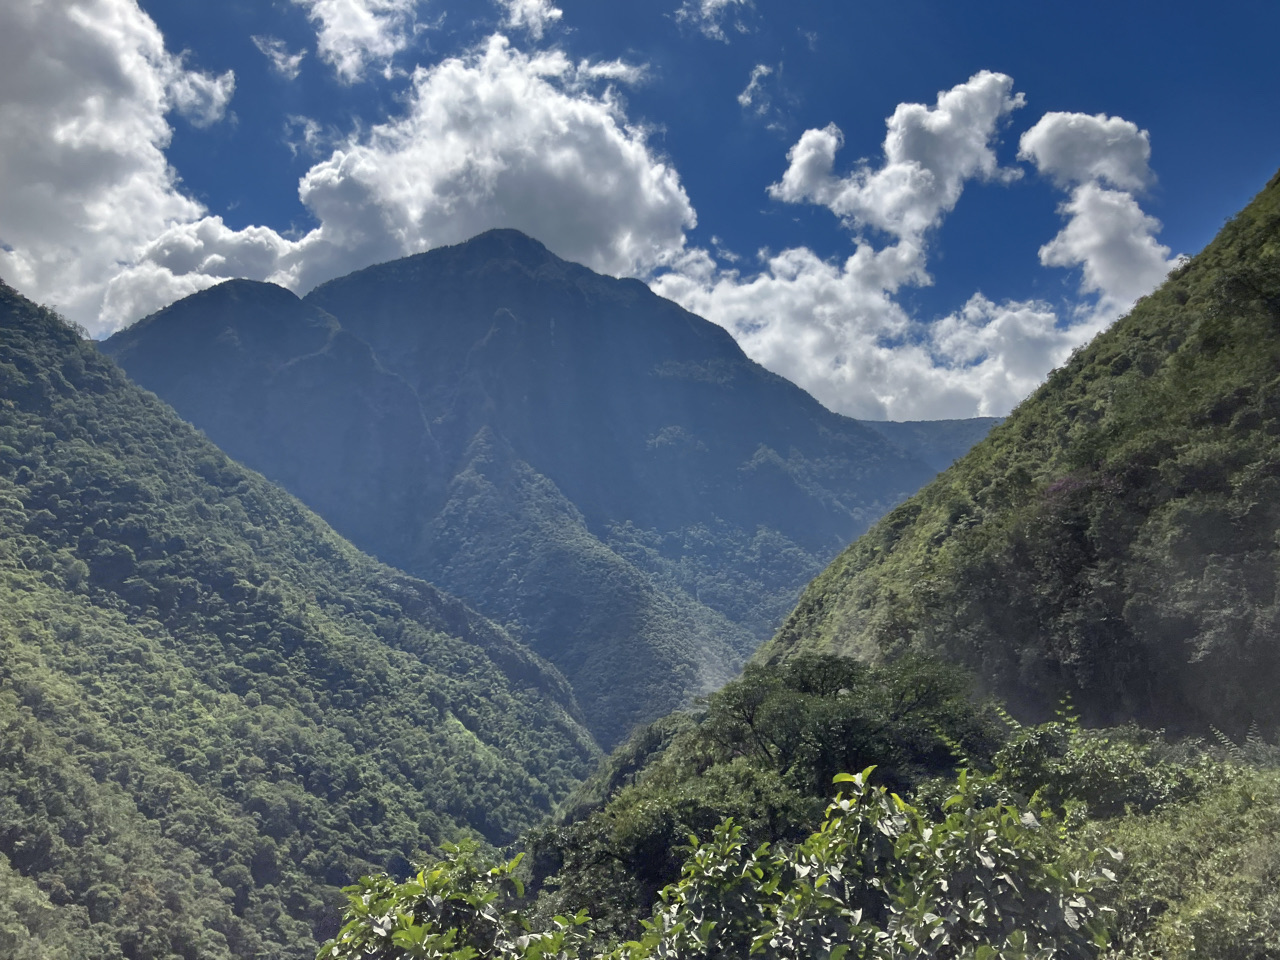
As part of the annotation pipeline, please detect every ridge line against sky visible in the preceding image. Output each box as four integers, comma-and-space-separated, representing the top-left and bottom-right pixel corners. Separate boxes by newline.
1, 0, 1276, 419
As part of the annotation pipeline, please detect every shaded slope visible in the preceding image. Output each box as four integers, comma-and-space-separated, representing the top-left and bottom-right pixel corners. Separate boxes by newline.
0, 280, 598, 958
758, 169, 1280, 736
104, 232, 940, 745
417, 426, 746, 744
99, 279, 445, 562
303, 231, 926, 549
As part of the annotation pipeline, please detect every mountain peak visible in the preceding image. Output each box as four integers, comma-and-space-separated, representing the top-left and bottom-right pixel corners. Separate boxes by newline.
454, 227, 555, 263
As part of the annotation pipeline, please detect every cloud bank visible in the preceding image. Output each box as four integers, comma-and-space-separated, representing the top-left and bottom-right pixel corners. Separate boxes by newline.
653, 77, 1178, 419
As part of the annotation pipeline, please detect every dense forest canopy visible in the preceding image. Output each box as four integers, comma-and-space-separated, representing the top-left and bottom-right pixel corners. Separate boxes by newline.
0, 280, 598, 958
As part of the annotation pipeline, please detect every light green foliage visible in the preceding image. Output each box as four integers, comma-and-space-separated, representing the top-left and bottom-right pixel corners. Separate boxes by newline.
322, 769, 1116, 960
1097, 766, 1280, 959
322, 840, 593, 960
989, 706, 1206, 820
0, 280, 599, 958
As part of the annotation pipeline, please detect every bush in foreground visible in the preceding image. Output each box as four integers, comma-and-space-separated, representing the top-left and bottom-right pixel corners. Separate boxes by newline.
320, 767, 1116, 960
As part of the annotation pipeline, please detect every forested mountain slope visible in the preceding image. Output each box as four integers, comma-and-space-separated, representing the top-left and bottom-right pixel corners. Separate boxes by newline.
758, 168, 1280, 736
102, 231, 959, 746
0, 280, 599, 959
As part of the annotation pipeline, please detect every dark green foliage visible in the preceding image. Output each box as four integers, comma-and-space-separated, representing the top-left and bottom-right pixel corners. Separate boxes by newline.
0, 280, 599, 958
526, 655, 1002, 934
101, 232, 963, 746
760, 168, 1280, 737
321, 767, 1117, 960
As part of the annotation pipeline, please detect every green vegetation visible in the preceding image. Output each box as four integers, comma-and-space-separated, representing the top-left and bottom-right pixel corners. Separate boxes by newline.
1099, 762, 1280, 958
322, 768, 1118, 960
318, 669, 1280, 960
524, 655, 1005, 936
12, 167, 1280, 958
0, 280, 599, 958
314, 700, 1275, 960
759, 168, 1280, 737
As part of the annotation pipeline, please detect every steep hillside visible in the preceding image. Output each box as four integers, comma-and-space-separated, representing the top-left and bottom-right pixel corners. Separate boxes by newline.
759, 168, 1280, 736
103, 232, 948, 746
0, 280, 599, 959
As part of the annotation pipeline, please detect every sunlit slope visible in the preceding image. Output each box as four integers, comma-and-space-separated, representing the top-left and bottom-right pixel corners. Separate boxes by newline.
0, 281, 598, 959
758, 169, 1280, 735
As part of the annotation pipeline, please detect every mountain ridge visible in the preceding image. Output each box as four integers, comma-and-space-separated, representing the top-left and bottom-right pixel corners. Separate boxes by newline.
103, 231, 983, 746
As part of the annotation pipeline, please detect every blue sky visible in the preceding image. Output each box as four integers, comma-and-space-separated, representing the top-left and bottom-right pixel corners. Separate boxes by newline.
1, 0, 1277, 418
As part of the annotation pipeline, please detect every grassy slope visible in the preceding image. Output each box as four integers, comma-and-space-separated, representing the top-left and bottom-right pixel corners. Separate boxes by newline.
0, 281, 599, 959
758, 168, 1280, 735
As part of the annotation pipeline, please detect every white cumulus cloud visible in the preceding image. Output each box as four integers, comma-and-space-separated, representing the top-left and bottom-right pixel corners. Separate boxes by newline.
291, 0, 419, 82
1037, 180, 1177, 316
653, 73, 1126, 420
498, 0, 563, 40
1018, 112, 1152, 191
252, 35, 307, 80
166, 58, 235, 127
653, 244, 1077, 419
95, 35, 694, 333
289, 35, 692, 281
1020, 112, 1178, 318
0, 0, 233, 331
769, 70, 1024, 243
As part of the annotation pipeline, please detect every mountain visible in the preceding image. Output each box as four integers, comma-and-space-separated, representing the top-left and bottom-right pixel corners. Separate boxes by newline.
757, 168, 1280, 736
102, 230, 964, 746
0, 279, 599, 959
